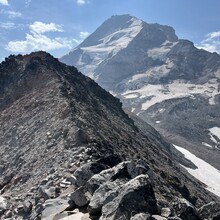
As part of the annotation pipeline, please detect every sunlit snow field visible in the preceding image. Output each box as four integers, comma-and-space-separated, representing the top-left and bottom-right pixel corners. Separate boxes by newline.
173, 144, 220, 197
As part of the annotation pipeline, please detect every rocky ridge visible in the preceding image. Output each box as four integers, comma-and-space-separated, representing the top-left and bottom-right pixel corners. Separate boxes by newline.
0, 52, 219, 219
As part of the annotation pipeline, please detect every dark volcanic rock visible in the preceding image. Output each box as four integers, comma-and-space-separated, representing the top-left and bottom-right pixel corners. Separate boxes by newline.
70, 186, 91, 207
71, 162, 109, 187
88, 181, 122, 215
101, 175, 158, 220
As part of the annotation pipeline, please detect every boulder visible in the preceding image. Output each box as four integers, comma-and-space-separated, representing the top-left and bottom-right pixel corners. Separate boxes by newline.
170, 197, 200, 220
15, 204, 24, 215
70, 186, 92, 207
0, 196, 7, 215
161, 208, 171, 218
4, 210, 12, 218
88, 180, 125, 215
41, 197, 71, 220
71, 162, 109, 187
23, 200, 33, 213
198, 201, 220, 220
86, 171, 114, 195
86, 161, 138, 195
61, 210, 92, 220
100, 175, 158, 220
38, 185, 57, 200
130, 213, 151, 220
35, 203, 44, 214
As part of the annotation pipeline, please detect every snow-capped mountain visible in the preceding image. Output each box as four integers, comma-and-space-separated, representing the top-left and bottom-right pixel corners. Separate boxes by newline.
60, 14, 220, 171
61, 14, 178, 90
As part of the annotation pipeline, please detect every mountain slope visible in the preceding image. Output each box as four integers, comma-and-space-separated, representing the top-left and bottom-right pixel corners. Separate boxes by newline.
0, 52, 219, 219
60, 14, 220, 171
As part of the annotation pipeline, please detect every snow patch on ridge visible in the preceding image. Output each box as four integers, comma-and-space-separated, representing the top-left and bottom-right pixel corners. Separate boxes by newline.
173, 144, 220, 197
147, 41, 178, 61
209, 127, 220, 140
122, 79, 220, 112
128, 60, 174, 82
209, 127, 220, 148
202, 142, 213, 149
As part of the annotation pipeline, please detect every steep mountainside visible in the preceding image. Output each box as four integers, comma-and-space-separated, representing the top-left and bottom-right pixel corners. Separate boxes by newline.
0, 52, 219, 219
60, 14, 220, 171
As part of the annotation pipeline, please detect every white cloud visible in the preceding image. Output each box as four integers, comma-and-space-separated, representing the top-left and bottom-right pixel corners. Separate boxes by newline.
0, 22, 15, 29
30, 21, 63, 34
6, 21, 77, 53
6, 34, 75, 52
7, 11, 22, 19
196, 43, 218, 53
79, 31, 90, 39
76, 0, 89, 5
196, 31, 220, 54
206, 31, 220, 40
0, 10, 22, 19
0, 0, 8, 6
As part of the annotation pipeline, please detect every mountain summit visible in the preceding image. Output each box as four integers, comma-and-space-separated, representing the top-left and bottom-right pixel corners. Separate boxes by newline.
61, 14, 178, 89
60, 14, 220, 171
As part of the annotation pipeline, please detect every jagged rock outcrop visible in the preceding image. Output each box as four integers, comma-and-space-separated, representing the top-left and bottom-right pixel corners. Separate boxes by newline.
0, 52, 219, 219
1, 159, 216, 219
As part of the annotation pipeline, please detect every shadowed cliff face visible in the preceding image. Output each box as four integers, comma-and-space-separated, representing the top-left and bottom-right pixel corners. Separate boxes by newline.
0, 51, 219, 219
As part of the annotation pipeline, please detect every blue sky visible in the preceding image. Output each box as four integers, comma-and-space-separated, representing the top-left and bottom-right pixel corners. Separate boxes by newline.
1, 0, 220, 61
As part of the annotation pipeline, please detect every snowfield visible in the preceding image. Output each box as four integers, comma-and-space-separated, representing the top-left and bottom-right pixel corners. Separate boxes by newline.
122, 79, 220, 112
173, 144, 220, 197
147, 41, 178, 61
127, 59, 174, 82
202, 142, 213, 149
209, 127, 220, 140
208, 127, 220, 148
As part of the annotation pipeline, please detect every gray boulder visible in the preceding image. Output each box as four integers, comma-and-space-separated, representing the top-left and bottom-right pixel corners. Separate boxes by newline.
170, 197, 200, 220
0, 196, 7, 215
15, 205, 24, 217
88, 180, 125, 215
161, 207, 171, 218
4, 210, 12, 218
35, 203, 44, 214
100, 175, 157, 220
41, 197, 71, 220
38, 185, 57, 200
71, 162, 109, 187
23, 200, 33, 213
130, 213, 151, 220
86, 161, 139, 195
70, 186, 92, 207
